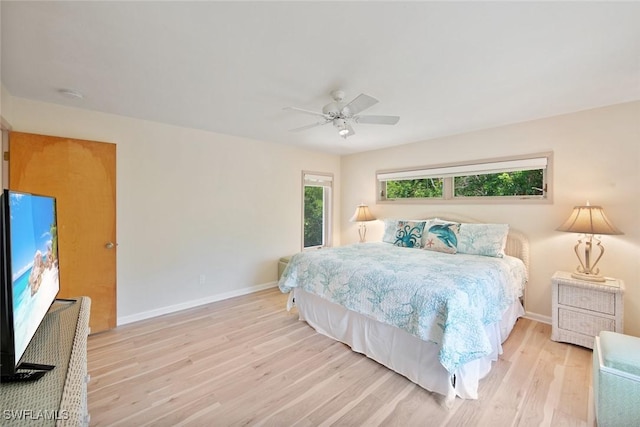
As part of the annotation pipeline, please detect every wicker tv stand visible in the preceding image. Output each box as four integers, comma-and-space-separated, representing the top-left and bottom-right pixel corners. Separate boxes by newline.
0, 297, 91, 426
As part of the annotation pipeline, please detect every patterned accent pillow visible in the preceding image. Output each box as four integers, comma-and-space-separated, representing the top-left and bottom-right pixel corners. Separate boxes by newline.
386, 220, 426, 248
457, 223, 509, 258
423, 221, 460, 254
382, 219, 426, 245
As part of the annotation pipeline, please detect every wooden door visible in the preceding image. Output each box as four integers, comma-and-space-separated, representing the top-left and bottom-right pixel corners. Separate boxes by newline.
9, 132, 116, 333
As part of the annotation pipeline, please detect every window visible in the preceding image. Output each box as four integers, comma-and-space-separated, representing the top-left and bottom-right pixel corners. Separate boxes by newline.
303, 171, 333, 249
386, 178, 443, 199
453, 169, 544, 197
377, 153, 551, 203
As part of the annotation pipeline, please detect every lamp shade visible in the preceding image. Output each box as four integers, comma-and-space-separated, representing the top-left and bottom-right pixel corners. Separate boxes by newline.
350, 204, 376, 222
556, 205, 622, 235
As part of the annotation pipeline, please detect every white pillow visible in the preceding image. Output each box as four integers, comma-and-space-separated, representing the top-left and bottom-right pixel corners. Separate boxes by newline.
382, 218, 399, 243
457, 223, 509, 258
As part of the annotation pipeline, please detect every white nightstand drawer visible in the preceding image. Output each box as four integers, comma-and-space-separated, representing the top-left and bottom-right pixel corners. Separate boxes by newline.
558, 284, 616, 315
558, 308, 615, 336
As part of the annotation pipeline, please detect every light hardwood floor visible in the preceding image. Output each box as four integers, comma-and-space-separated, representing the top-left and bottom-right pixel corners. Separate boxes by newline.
88, 288, 595, 426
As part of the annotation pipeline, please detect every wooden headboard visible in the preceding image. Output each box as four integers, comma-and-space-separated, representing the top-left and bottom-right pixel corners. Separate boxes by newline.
419, 212, 530, 273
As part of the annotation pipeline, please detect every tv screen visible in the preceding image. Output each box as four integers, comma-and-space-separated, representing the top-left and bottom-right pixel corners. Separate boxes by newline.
0, 189, 60, 380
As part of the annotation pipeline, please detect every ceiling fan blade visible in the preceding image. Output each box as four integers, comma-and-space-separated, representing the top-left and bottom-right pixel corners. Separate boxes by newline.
289, 120, 331, 132
283, 106, 327, 119
355, 115, 400, 125
341, 93, 378, 116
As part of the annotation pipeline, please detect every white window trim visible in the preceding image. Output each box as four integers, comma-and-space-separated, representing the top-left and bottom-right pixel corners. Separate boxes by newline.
302, 171, 333, 250
377, 157, 548, 180
377, 152, 552, 204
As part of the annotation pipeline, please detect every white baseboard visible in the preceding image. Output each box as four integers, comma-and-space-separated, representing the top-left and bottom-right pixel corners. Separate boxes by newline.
117, 281, 279, 326
524, 311, 551, 325
117, 283, 551, 327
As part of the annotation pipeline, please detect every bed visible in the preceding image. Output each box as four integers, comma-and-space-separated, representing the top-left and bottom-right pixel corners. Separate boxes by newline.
278, 215, 529, 405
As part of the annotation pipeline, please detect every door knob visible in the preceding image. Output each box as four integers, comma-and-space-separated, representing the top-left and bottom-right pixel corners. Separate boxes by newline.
105, 242, 115, 249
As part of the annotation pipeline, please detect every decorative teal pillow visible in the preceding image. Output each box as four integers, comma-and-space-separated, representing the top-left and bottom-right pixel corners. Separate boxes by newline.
423, 220, 460, 254
385, 220, 426, 248
457, 223, 509, 258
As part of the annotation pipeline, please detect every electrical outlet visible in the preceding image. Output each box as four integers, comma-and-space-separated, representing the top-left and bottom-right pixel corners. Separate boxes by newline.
199, 274, 206, 285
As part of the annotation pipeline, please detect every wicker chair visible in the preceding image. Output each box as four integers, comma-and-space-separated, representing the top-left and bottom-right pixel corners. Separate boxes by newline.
593, 331, 640, 427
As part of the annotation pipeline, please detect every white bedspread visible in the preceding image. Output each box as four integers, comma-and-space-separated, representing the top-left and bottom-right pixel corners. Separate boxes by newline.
279, 242, 527, 373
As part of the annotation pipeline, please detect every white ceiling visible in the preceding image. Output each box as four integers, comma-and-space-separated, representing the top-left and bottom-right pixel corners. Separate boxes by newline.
1, 1, 639, 155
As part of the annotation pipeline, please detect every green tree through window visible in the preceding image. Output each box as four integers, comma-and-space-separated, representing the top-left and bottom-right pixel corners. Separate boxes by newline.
303, 171, 332, 248
304, 186, 324, 247
386, 178, 443, 198
454, 170, 543, 197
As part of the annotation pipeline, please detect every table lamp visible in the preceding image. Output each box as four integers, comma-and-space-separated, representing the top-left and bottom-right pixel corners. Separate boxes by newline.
350, 204, 376, 243
556, 202, 623, 282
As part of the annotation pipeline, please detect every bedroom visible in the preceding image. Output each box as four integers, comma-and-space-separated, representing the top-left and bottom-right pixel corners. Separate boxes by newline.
0, 1, 639, 425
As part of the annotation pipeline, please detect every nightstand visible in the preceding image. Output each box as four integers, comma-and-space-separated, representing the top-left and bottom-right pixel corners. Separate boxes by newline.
551, 271, 624, 349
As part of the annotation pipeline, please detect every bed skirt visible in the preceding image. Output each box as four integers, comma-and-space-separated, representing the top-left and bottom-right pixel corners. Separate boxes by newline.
290, 288, 524, 403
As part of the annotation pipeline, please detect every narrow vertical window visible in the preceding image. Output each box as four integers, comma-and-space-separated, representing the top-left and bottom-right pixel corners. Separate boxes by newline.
303, 172, 333, 249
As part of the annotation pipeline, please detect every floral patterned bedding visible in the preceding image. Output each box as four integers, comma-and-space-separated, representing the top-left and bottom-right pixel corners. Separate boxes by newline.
278, 242, 527, 373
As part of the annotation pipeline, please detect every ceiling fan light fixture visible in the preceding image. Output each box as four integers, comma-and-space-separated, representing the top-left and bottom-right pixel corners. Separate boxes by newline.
284, 90, 397, 139
333, 118, 350, 138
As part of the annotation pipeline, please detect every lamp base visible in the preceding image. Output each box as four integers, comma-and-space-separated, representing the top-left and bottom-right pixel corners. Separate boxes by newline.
569, 236, 607, 282
571, 271, 606, 282
358, 223, 367, 243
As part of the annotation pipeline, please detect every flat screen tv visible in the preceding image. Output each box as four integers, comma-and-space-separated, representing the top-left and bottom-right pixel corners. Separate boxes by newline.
0, 189, 60, 382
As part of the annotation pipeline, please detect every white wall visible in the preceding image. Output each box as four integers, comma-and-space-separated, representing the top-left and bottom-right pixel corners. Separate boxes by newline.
5, 89, 639, 336
4, 93, 341, 323
341, 102, 640, 336
0, 84, 14, 186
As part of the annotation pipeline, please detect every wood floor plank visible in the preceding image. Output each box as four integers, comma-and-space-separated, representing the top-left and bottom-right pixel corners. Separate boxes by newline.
515, 337, 570, 426
380, 385, 451, 426
304, 365, 393, 426
88, 287, 594, 426
206, 342, 354, 425
557, 345, 592, 422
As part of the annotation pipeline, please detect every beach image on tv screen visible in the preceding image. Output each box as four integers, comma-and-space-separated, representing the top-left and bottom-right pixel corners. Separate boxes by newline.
9, 192, 59, 362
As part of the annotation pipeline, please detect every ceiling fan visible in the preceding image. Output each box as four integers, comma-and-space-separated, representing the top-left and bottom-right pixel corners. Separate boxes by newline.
284, 90, 400, 139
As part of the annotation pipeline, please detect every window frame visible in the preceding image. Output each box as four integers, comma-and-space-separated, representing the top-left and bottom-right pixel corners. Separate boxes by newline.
302, 171, 333, 250
377, 152, 552, 204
